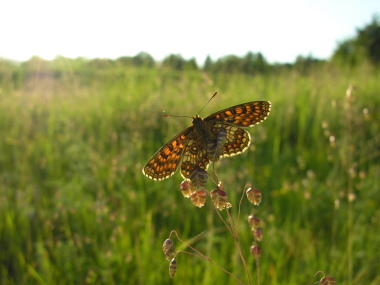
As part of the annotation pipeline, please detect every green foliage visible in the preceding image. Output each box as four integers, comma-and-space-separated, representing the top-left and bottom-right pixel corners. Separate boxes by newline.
203, 55, 213, 72
162, 54, 198, 71
0, 57, 379, 285
294, 55, 326, 75
332, 15, 380, 67
202, 52, 269, 75
117, 52, 155, 68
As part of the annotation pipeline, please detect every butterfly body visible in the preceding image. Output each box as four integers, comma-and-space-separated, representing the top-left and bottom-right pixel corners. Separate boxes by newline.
192, 115, 214, 148
208, 126, 228, 162
143, 101, 271, 181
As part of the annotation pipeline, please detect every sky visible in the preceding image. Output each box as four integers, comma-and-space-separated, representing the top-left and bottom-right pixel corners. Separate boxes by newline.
1, 0, 379, 65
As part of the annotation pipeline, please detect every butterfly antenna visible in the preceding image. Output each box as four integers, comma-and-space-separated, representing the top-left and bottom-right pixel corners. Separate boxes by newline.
162, 92, 218, 118
197, 92, 218, 115
162, 113, 192, 118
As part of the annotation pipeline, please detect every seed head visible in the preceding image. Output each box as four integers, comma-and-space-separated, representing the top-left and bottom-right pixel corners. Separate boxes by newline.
246, 187, 262, 205
210, 188, 232, 210
190, 190, 207, 208
248, 214, 261, 231
180, 180, 195, 198
250, 245, 262, 258
169, 258, 177, 278
254, 227, 264, 241
162, 239, 176, 261
189, 166, 209, 190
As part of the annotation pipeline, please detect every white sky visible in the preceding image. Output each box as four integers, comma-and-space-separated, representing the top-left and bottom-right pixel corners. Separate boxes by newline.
0, 0, 379, 64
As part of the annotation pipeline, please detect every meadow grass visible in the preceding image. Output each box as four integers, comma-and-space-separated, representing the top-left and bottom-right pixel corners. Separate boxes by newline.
0, 59, 379, 284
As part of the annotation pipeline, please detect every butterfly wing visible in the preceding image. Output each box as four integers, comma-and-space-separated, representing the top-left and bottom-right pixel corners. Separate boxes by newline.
205, 101, 270, 160
143, 101, 271, 181
204, 101, 271, 127
220, 125, 251, 158
180, 138, 210, 179
142, 126, 194, 180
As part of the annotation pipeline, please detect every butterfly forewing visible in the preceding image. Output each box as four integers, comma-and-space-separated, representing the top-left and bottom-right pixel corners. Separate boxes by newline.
143, 127, 193, 180
204, 101, 271, 127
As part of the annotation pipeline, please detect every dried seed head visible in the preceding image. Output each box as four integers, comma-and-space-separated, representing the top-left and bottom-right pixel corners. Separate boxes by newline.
314, 271, 336, 285
248, 214, 261, 230
250, 245, 262, 258
346, 85, 355, 101
190, 190, 207, 208
210, 188, 232, 210
348, 191, 356, 202
162, 239, 176, 261
363, 108, 370, 120
189, 166, 209, 190
246, 187, 262, 205
349, 167, 357, 179
318, 276, 336, 285
180, 180, 195, 198
169, 258, 177, 278
254, 227, 264, 241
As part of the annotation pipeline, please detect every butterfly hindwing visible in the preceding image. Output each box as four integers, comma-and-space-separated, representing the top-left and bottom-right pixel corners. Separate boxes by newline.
220, 126, 251, 157
180, 137, 210, 179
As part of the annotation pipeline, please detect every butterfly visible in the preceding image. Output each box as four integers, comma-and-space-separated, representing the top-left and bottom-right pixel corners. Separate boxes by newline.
142, 100, 271, 181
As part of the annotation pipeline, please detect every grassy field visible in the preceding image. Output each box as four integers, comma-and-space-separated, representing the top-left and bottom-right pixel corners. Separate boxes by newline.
0, 58, 379, 284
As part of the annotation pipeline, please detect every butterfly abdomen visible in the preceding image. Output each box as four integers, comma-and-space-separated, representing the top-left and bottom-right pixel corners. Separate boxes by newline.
207, 127, 228, 162
216, 127, 228, 152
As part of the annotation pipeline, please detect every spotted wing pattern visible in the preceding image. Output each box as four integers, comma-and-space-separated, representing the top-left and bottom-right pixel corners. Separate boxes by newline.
204, 101, 271, 127
219, 125, 251, 158
143, 127, 193, 180
180, 138, 210, 179
142, 100, 271, 181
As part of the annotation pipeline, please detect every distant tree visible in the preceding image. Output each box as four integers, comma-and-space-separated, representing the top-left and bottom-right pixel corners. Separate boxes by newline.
183, 58, 198, 71
356, 15, 380, 65
206, 52, 269, 75
21, 56, 53, 79
242, 51, 268, 75
132, 52, 155, 67
23, 56, 49, 70
212, 55, 241, 73
203, 55, 213, 71
88, 58, 114, 68
294, 55, 325, 75
162, 54, 185, 70
254, 52, 269, 74
242, 52, 255, 74
332, 15, 380, 67
161, 54, 198, 71
271, 62, 292, 75
0, 58, 15, 89
116, 56, 134, 66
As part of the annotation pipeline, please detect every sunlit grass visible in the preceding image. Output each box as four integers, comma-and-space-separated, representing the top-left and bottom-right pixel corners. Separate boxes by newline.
0, 60, 379, 284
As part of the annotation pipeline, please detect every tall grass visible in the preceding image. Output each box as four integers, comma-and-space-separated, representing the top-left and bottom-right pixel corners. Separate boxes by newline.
0, 59, 379, 284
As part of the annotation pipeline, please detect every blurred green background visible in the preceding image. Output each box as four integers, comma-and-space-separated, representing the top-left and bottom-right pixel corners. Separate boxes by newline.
1, 21, 380, 285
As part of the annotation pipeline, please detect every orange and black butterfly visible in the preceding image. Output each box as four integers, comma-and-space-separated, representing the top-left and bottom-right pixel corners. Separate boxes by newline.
143, 99, 271, 181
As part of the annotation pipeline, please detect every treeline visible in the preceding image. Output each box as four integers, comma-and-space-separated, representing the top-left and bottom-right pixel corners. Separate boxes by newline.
120, 15, 380, 73
0, 50, 325, 81
0, 16, 379, 89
